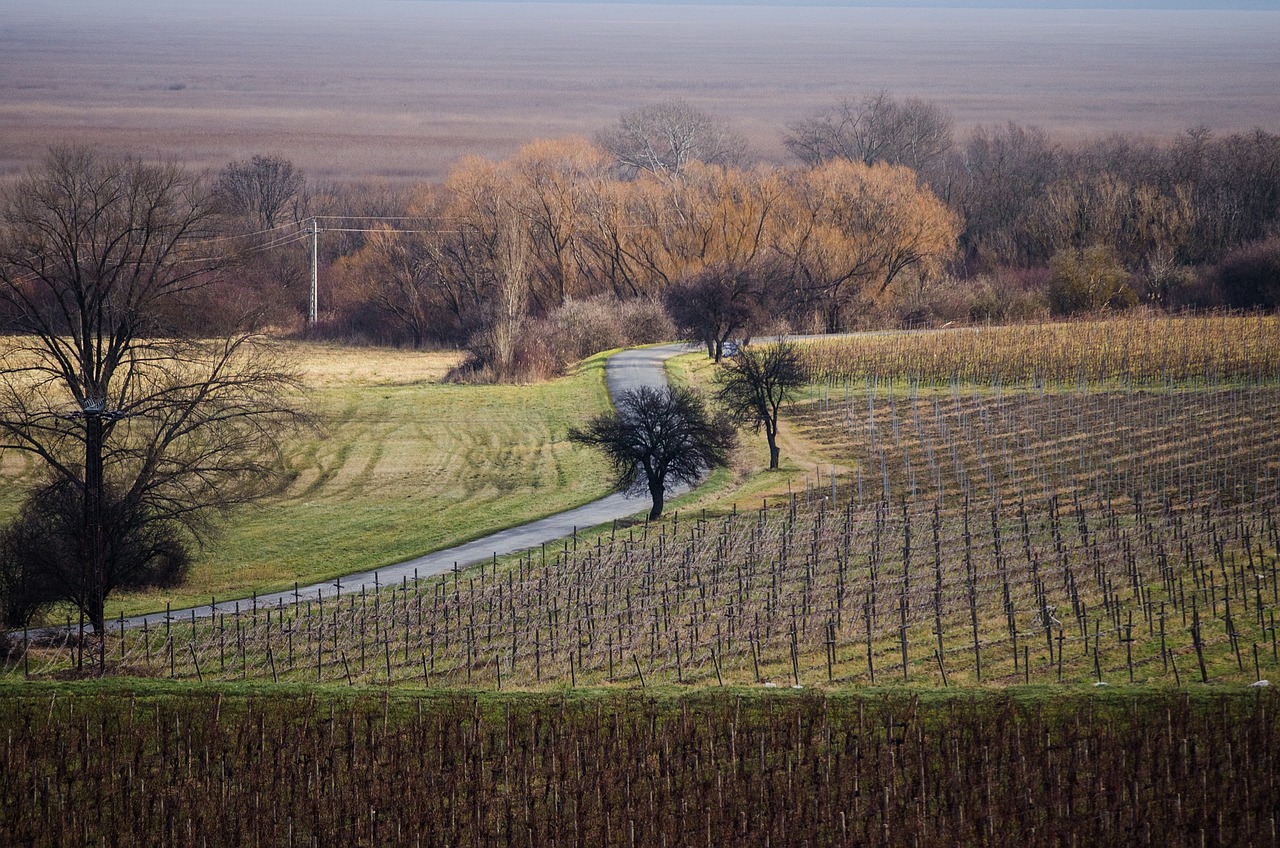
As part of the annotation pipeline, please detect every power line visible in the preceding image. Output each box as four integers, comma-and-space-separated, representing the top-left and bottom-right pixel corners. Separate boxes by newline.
314, 215, 455, 223
319, 227, 467, 235
194, 219, 307, 244
177, 231, 312, 264
244, 230, 312, 251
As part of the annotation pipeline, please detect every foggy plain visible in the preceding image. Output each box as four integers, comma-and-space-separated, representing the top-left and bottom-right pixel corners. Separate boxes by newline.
2, 0, 1278, 181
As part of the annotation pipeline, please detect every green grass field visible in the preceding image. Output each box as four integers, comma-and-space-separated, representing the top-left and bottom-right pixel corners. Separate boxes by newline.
1, 343, 617, 618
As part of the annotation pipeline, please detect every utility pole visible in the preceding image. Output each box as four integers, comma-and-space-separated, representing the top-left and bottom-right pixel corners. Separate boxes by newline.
309, 217, 319, 324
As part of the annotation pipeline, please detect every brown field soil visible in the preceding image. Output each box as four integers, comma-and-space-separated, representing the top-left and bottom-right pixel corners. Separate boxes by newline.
2, 1, 1278, 182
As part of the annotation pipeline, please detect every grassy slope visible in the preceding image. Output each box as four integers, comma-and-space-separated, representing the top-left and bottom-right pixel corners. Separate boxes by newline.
1, 342, 617, 618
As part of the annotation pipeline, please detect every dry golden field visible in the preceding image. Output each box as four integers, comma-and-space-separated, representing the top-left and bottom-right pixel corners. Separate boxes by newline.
2, 0, 1278, 182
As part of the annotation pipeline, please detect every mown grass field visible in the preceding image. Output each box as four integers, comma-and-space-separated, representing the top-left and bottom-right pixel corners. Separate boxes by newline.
0, 342, 617, 618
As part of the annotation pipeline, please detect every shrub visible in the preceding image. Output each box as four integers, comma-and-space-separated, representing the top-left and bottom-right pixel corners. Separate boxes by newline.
550, 298, 627, 362
452, 296, 676, 384
616, 297, 676, 345
1046, 246, 1137, 315
965, 268, 1052, 323
0, 481, 191, 628
1214, 236, 1280, 309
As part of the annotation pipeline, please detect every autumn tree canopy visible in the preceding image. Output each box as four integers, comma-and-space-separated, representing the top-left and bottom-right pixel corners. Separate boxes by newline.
775, 160, 961, 330
320, 136, 962, 354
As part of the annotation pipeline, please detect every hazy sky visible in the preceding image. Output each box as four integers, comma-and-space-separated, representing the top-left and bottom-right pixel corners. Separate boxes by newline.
411, 0, 1276, 7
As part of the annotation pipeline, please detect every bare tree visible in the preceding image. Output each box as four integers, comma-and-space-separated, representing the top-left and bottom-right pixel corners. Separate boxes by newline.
954, 123, 1064, 267
346, 223, 444, 348
785, 92, 953, 175
215, 154, 307, 230
664, 262, 776, 361
208, 155, 313, 324
715, 340, 806, 470
489, 200, 533, 376
569, 385, 736, 520
775, 160, 960, 332
0, 147, 301, 632
597, 101, 750, 179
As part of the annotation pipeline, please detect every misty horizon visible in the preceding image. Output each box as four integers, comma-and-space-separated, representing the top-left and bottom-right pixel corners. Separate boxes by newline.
2, 0, 1277, 180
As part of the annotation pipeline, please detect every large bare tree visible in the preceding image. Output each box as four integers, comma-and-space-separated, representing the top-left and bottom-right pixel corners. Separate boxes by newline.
215, 154, 307, 230
664, 262, 776, 362
343, 221, 444, 349
0, 147, 301, 632
597, 101, 750, 179
785, 92, 953, 175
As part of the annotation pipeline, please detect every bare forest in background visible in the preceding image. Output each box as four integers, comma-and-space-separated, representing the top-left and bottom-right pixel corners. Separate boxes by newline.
3, 118, 1278, 384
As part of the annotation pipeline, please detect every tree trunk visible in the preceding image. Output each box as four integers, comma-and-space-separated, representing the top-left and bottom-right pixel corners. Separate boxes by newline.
825, 303, 842, 334
84, 410, 107, 634
766, 419, 781, 470
88, 596, 107, 635
647, 475, 665, 521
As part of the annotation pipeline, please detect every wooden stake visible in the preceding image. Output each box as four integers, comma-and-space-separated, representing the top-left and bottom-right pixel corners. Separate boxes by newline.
188, 643, 202, 683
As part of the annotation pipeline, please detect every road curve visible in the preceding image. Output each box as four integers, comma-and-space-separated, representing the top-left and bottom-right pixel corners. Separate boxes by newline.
117, 343, 699, 629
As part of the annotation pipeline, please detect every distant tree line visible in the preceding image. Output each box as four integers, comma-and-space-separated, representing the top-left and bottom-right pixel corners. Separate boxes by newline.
8, 95, 1276, 381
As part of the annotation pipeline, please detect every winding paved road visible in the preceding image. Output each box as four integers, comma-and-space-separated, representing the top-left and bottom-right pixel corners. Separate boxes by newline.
118, 343, 698, 629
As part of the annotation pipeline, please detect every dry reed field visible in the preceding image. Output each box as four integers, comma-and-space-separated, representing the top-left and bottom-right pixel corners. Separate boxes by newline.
3, 1, 1278, 181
